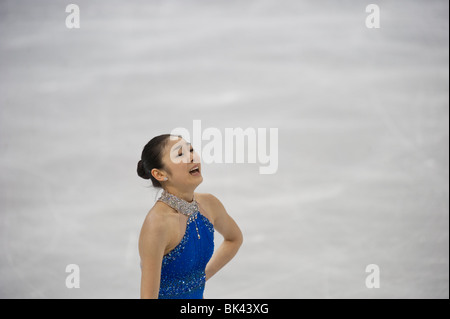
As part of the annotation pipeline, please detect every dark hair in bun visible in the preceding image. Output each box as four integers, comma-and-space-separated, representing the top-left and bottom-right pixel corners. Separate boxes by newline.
137, 134, 180, 187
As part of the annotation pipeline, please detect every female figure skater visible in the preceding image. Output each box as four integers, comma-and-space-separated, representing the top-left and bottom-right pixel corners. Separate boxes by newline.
137, 134, 243, 299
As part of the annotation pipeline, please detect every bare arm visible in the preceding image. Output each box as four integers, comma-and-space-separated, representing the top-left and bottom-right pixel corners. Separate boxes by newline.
200, 194, 243, 281
138, 212, 169, 299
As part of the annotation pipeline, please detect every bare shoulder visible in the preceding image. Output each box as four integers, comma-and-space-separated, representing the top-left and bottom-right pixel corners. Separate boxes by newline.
195, 192, 227, 223
139, 202, 178, 252
195, 192, 242, 242
195, 192, 221, 205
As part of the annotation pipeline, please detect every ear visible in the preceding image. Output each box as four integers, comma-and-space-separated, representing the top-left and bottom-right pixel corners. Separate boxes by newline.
151, 168, 168, 182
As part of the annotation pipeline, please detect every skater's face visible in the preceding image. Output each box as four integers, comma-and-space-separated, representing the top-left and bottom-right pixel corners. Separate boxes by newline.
152, 137, 203, 190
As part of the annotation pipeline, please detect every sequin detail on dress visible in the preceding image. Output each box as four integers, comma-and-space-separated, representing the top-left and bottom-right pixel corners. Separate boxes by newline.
157, 191, 215, 299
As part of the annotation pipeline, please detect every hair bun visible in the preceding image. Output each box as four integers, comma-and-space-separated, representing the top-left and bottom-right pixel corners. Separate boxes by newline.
137, 160, 151, 179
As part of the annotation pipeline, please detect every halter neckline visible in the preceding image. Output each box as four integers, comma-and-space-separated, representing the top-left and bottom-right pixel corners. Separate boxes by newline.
158, 190, 199, 217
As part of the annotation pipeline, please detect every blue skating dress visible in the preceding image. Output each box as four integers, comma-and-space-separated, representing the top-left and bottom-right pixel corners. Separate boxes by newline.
157, 191, 214, 299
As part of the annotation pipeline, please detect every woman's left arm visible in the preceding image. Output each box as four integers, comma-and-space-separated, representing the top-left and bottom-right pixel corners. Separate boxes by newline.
200, 193, 243, 281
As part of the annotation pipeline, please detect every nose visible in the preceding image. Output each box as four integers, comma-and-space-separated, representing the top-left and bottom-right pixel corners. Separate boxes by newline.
191, 149, 200, 163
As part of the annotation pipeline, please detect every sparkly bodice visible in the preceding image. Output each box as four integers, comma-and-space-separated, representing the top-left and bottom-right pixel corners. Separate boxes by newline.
157, 192, 215, 299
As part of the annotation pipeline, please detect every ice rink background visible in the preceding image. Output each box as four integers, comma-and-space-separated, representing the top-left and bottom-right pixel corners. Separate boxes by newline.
0, 0, 448, 298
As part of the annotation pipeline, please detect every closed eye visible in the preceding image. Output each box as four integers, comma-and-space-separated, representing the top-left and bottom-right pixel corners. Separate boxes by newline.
177, 147, 194, 157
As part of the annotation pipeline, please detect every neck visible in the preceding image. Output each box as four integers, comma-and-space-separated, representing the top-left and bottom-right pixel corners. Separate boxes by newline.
164, 186, 195, 202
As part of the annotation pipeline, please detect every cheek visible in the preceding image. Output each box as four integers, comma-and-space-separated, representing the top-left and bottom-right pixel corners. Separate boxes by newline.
164, 154, 184, 173
170, 164, 188, 178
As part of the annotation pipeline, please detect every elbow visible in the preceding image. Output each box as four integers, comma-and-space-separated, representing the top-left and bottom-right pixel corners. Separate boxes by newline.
236, 229, 244, 248
226, 230, 243, 250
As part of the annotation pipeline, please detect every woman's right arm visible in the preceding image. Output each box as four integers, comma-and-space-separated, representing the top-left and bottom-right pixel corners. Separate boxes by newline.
138, 212, 169, 299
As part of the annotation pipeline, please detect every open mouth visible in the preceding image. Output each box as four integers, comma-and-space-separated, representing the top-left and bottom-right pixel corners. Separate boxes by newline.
189, 166, 201, 176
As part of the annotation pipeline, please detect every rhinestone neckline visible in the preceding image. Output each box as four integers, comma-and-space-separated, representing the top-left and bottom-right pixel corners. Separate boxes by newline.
158, 190, 199, 217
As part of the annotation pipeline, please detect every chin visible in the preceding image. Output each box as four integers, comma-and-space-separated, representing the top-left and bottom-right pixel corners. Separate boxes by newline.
183, 171, 203, 189
193, 175, 203, 187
